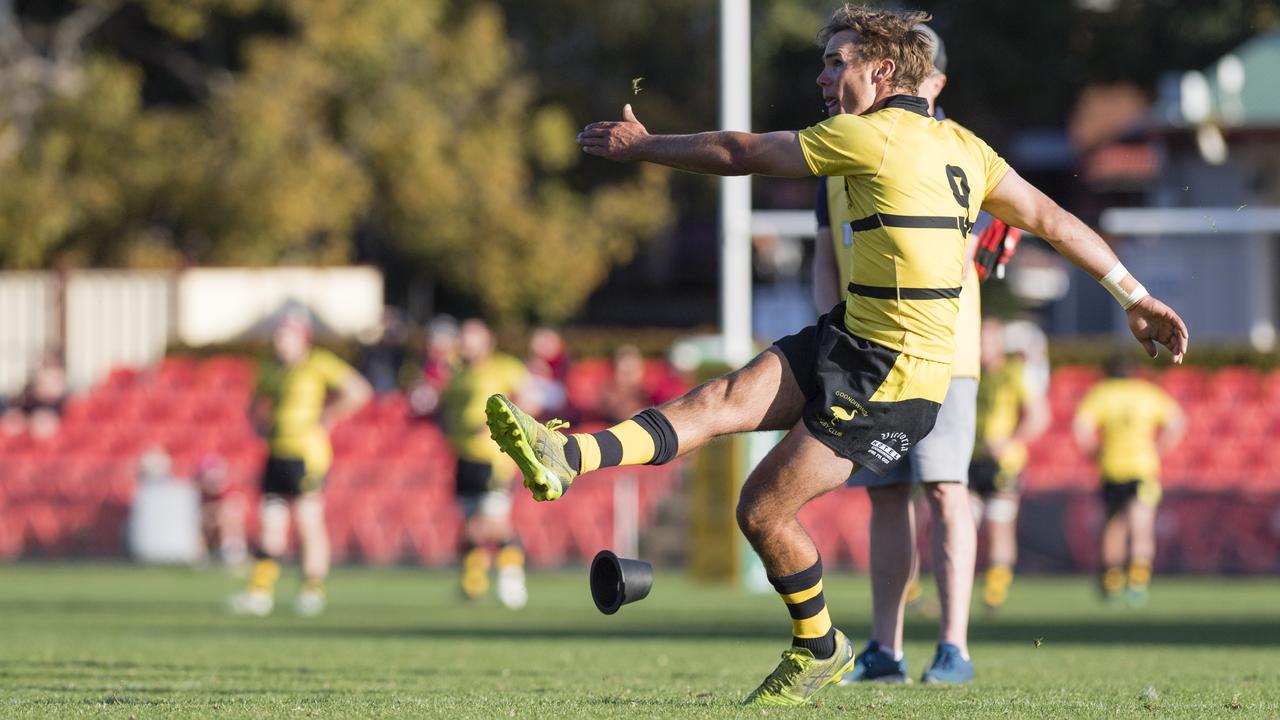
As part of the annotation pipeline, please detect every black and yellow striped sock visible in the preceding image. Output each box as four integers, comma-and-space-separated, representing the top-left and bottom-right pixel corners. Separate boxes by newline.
769, 559, 836, 659
562, 408, 678, 474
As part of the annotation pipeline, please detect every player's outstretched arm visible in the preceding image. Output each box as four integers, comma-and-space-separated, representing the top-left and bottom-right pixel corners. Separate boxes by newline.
982, 170, 1189, 363
576, 104, 812, 178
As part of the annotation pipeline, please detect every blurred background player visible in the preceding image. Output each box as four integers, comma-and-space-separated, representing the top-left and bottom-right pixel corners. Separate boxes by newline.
820, 23, 995, 684
195, 454, 248, 569
1073, 354, 1184, 606
440, 319, 533, 609
970, 317, 1050, 611
231, 309, 372, 616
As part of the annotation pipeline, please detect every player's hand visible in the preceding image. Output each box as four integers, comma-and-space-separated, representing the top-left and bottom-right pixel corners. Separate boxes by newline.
577, 104, 648, 161
1126, 295, 1189, 363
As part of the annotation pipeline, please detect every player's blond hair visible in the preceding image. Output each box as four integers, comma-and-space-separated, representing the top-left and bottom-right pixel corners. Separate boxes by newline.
817, 5, 934, 93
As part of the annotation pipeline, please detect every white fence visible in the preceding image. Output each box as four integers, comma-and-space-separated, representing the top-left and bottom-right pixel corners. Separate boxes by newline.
0, 267, 383, 395
65, 272, 176, 391
0, 273, 57, 396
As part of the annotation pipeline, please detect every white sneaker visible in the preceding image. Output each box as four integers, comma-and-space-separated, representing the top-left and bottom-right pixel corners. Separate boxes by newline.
294, 590, 326, 617
228, 590, 274, 616
496, 567, 528, 610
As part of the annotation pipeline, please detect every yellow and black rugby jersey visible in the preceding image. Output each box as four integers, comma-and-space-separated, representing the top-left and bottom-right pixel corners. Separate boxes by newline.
1075, 378, 1180, 484
818, 177, 982, 377
974, 357, 1030, 475
441, 353, 528, 463
257, 348, 354, 467
798, 95, 1010, 362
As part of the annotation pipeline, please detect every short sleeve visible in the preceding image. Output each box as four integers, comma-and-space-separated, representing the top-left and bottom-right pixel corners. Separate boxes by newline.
814, 177, 829, 229
313, 349, 355, 388
797, 114, 883, 178
975, 137, 1011, 199
1075, 388, 1100, 426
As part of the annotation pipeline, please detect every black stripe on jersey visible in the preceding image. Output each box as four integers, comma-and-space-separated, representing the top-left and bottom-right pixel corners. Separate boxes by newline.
848, 282, 963, 300
850, 213, 962, 232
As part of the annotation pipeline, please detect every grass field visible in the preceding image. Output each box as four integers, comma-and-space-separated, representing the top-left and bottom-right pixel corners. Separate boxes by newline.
1, 564, 1278, 718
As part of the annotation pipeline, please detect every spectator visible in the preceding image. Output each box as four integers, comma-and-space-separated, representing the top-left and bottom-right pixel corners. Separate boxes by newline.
1, 350, 69, 440
597, 345, 654, 422
359, 307, 410, 395
525, 326, 569, 416
409, 315, 460, 418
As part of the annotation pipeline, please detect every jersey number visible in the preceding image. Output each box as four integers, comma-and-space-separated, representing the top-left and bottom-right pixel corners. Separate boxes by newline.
945, 165, 974, 235
945, 165, 970, 208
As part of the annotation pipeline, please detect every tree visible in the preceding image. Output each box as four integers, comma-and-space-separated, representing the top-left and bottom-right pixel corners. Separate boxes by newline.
0, 0, 673, 323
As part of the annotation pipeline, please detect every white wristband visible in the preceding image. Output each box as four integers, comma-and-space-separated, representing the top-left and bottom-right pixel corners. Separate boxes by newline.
1100, 261, 1149, 310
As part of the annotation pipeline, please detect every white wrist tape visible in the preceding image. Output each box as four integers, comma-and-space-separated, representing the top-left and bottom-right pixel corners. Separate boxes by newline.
1100, 262, 1149, 310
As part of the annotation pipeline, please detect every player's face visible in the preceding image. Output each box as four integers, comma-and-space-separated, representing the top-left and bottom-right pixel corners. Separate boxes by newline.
459, 321, 493, 364
273, 322, 309, 365
816, 30, 877, 116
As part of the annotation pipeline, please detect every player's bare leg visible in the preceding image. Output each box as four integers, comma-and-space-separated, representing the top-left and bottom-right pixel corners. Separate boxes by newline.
655, 347, 806, 454
1125, 499, 1157, 606
230, 497, 289, 616
1100, 504, 1129, 601
737, 423, 859, 705
866, 483, 915, 658
487, 347, 805, 501
981, 492, 1019, 610
293, 492, 329, 616
924, 482, 976, 652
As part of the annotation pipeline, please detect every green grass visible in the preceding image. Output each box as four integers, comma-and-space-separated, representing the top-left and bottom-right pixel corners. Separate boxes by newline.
1, 564, 1278, 718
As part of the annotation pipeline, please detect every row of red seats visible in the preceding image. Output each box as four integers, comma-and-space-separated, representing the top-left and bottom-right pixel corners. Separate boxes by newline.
0, 463, 680, 566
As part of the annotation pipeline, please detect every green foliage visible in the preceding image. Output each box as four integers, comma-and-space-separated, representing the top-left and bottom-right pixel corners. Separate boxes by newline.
0, 0, 673, 323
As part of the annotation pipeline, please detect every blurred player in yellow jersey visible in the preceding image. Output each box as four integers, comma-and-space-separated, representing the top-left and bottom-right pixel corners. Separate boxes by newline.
232, 309, 372, 616
441, 319, 532, 609
1073, 354, 1184, 607
970, 317, 1049, 611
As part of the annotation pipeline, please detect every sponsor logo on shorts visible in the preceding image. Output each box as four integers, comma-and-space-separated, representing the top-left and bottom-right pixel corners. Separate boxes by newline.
869, 440, 900, 464
880, 431, 911, 453
869, 432, 911, 465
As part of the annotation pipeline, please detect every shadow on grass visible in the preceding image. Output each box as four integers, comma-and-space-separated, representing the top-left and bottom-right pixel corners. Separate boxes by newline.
141, 617, 1280, 647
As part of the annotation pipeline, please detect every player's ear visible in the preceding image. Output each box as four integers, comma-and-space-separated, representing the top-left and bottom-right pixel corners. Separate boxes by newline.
872, 58, 895, 84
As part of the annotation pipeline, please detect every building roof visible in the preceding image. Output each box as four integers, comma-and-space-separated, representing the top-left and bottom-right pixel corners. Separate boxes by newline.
1156, 30, 1280, 128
